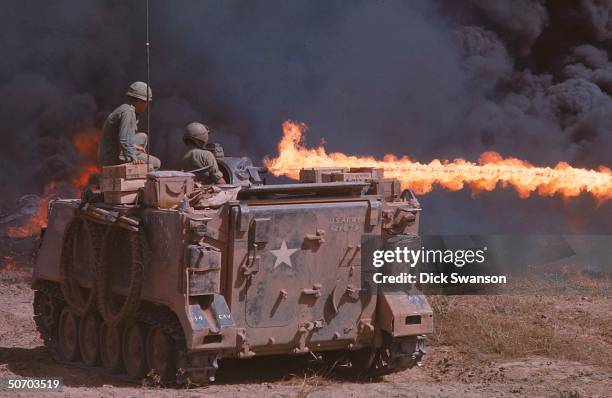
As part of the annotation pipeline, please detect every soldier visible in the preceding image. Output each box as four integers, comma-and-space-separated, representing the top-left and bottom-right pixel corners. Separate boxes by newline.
98, 81, 161, 169
181, 122, 226, 184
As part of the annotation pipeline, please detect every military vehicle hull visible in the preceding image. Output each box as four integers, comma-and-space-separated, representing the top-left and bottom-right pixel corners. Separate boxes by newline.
32, 165, 432, 385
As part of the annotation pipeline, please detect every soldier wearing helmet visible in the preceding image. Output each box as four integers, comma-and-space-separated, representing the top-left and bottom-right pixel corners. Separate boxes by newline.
98, 81, 161, 169
181, 122, 226, 184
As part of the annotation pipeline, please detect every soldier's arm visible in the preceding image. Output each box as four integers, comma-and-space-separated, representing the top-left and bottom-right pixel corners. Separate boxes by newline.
199, 151, 226, 184
118, 111, 137, 161
208, 156, 226, 184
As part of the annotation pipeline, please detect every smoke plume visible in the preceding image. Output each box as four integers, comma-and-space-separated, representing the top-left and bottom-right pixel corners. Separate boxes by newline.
0, 0, 611, 233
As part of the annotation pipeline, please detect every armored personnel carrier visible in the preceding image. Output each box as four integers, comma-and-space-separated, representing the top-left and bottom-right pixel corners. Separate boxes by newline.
32, 153, 432, 385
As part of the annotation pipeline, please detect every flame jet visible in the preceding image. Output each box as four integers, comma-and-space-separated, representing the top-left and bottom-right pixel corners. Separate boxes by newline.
264, 121, 612, 201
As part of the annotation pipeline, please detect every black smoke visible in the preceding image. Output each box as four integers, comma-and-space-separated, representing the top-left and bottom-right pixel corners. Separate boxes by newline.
0, 0, 611, 233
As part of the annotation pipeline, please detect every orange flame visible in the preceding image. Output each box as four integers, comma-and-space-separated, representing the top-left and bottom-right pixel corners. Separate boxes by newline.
5, 185, 51, 238
72, 129, 100, 160
71, 164, 102, 190
71, 129, 101, 190
3, 130, 101, 238
264, 121, 612, 201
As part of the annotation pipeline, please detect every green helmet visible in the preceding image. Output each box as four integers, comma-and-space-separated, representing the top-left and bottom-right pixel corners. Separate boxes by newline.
126, 81, 152, 101
183, 122, 210, 148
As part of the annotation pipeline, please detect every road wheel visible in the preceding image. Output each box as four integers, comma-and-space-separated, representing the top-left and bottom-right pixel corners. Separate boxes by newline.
122, 323, 148, 379
100, 323, 123, 373
58, 308, 80, 361
146, 326, 177, 382
79, 312, 101, 366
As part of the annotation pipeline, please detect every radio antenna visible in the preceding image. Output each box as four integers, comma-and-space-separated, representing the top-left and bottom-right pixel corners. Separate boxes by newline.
146, 0, 151, 168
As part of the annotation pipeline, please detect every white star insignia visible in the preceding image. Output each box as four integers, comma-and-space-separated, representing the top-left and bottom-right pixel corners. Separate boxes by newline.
270, 240, 299, 269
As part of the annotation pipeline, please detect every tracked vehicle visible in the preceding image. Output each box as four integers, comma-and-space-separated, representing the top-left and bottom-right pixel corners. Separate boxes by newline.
32, 154, 432, 385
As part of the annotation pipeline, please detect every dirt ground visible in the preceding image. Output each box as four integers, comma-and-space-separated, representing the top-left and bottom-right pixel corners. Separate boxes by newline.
0, 269, 610, 397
